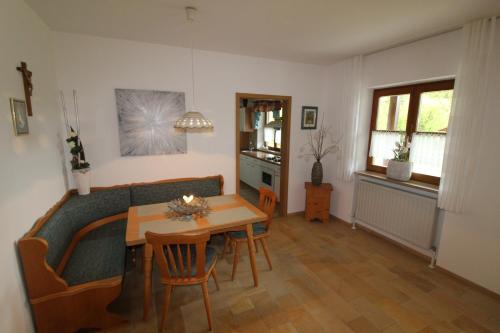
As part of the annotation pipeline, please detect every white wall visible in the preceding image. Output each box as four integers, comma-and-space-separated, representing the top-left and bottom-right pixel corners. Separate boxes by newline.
53, 33, 325, 214
437, 28, 500, 294
324, 27, 500, 294
0, 1, 67, 332
324, 30, 461, 222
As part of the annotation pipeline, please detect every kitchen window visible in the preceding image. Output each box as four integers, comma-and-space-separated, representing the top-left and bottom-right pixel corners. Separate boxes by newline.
367, 80, 454, 185
264, 109, 282, 150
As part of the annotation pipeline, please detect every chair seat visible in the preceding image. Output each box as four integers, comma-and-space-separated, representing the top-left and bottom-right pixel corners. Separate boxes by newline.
62, 219, 127, 286
166, 245, 216, 277
229, 223, 267, 239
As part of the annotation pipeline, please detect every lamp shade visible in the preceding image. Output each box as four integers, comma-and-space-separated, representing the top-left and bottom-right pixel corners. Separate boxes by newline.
174, 111, 213, 129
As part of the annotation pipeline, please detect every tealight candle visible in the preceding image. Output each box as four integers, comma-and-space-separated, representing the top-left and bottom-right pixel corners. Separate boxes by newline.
183, 194, 194, 204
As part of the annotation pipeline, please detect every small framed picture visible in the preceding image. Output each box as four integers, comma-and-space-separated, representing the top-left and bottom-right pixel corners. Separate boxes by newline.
10, 98, 29, 135
301, 106, 318, 129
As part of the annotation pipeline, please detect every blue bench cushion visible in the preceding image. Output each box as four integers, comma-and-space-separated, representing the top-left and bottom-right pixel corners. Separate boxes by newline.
62, 219, 127, 286
229, 223, 267, 239
130, 178, 221, 206
165, 245, 216, 277
36, 188, 130, 269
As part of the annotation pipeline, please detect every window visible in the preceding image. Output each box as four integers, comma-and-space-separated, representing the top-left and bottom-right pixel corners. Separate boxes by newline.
265, 109, 282, 125
367, 80, 454, 185
264, 109, 282, 150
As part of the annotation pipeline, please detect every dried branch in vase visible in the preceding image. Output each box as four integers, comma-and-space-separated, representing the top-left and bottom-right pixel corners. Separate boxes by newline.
60, 90, 90, 171
299, 120, 341, 162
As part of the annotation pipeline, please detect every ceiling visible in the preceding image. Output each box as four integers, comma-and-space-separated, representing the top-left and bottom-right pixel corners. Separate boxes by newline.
25, 0, 500, 65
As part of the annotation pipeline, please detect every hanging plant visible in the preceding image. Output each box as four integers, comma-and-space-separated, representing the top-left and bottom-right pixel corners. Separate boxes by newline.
66, 128, 90, 170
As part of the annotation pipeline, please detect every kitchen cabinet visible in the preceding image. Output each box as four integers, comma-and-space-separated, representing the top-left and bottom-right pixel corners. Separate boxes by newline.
239, 107, 254, 132
240, 153, 281, 201
240, 155, 250, 184
240, 155, 251, 185
240, 155, 260, 189
274, 175, 281, 201
248, 161, 260, 189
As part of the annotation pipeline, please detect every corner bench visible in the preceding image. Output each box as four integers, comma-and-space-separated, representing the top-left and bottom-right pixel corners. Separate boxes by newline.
18, 175, 224, 333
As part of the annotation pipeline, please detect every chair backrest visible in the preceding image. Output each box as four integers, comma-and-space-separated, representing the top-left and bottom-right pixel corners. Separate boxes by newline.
258, 187, 277, 229
145, 231, 210, 283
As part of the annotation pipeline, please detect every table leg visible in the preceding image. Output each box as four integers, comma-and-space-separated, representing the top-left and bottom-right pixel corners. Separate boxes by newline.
246, 224, 259, 287
143, 243, 153, 320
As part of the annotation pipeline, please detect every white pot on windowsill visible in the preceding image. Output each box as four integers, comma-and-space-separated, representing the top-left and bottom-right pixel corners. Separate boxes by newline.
386, 160, 412, 181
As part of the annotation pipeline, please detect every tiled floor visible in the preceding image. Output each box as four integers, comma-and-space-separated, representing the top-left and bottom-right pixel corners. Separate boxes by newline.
101, 215, 500, 333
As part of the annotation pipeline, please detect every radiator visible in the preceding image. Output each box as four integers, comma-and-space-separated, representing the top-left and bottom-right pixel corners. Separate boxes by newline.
354, 180, 437, 250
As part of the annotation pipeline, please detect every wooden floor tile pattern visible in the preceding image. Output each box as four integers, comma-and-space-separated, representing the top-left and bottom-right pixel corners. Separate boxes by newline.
97, 215, 500, 333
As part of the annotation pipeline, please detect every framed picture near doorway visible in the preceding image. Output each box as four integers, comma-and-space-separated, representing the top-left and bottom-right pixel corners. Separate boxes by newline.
301, 106, 318, 129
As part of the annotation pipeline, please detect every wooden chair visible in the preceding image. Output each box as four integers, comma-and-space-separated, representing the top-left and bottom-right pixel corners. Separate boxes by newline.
223, 187, 277, 280
145, 231, 219, 331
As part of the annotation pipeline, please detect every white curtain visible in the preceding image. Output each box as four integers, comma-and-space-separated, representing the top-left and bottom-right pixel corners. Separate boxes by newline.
264, 127, 274, 143
275, 129, 282, 144
369, 131, 402, 166
336, 55, 363, 182
410, 133, 446, 177
438, 17, 496, 212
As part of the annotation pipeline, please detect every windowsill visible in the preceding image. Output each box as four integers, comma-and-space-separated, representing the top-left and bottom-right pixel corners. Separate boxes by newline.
355, 170, 439, 194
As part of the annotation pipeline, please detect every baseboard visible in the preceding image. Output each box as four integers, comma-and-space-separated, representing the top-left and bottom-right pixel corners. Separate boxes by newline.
329, 214, 352, 226
287, 211, 305, 217
329, 213, 431, 261
435, 265, 500, 300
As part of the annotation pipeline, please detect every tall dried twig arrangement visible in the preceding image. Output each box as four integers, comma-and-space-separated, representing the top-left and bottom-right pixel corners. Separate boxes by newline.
60, 90, 90, 170
299, 119, 341, 162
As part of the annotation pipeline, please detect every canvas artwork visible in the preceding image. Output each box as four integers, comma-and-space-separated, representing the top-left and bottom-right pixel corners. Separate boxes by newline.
115, 89, 186, 156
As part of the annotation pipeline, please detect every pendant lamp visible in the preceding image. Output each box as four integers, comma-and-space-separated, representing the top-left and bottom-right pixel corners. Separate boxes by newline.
174, 7, 213, 129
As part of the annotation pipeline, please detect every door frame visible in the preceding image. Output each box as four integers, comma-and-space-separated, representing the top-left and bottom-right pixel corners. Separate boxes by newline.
235, 92, 291, 216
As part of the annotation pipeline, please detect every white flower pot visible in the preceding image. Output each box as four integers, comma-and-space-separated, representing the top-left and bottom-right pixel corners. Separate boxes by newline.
73, 168, 91, 195
386, 160, 412, 181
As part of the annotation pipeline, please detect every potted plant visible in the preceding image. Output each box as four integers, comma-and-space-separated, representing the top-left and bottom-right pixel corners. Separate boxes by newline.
66, 129, 91, 195
386, 136, 412, 181
299, 121, 340, 186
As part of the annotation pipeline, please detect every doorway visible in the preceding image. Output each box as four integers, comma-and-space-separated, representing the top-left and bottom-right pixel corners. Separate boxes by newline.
235, 93, 291, 216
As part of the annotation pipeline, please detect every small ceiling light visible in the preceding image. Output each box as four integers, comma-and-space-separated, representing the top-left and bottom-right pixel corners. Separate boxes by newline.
175, 7, 213, 129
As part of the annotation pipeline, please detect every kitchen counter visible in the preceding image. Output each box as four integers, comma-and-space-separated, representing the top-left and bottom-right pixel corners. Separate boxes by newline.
241, 150, 281, 166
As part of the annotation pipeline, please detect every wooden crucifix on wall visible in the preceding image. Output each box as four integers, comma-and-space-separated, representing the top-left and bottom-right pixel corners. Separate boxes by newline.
16, 61, 33, 116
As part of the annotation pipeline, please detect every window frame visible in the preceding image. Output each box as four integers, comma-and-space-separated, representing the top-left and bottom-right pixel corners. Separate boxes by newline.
366, 79, 455, 185
264, 111, 282, 151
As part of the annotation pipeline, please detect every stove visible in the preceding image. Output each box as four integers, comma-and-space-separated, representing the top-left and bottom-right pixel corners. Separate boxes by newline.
265, 155, 281, 164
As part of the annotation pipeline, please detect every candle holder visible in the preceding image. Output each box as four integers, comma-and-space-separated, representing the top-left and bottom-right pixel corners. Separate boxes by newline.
168, 196, 210, 220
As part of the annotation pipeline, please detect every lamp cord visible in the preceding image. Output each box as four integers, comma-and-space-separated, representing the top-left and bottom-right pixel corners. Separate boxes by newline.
190, 19, 196, 110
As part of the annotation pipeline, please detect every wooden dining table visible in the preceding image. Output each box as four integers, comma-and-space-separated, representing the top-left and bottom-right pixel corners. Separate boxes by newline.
125, 194, 268, 320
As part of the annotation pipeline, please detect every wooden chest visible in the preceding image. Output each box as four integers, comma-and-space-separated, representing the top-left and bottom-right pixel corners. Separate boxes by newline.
304, 182, 333, 223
